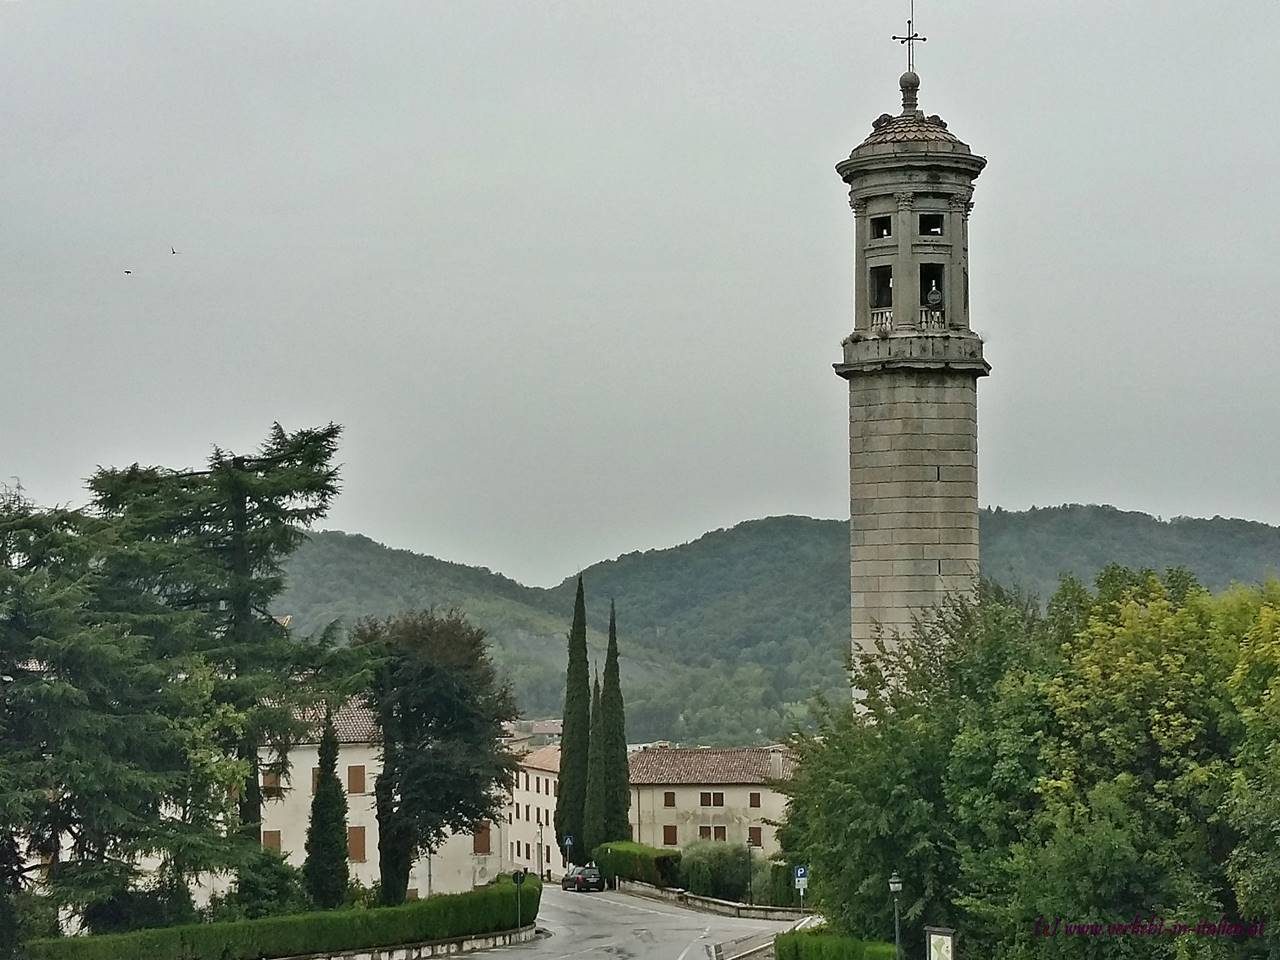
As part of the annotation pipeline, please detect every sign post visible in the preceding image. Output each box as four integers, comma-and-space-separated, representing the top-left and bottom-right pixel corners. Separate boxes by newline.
513, 869, 526, 930
793, 864, 809, 913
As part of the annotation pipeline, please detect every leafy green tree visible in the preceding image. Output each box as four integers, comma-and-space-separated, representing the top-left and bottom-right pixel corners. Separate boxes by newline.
303, 708, 349, 909
0, 489, 242, 942
582, 671, 605, 856
600, 601, 631, 844
89, 423, 343, 839
355, 610, 518, 905
554, 577, 591, 864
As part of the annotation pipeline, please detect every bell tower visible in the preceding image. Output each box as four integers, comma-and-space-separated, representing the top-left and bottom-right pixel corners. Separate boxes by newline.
834, 62, 989, 671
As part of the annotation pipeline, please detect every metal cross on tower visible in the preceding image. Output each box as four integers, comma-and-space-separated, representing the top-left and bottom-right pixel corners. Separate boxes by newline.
891, 0, 927, 72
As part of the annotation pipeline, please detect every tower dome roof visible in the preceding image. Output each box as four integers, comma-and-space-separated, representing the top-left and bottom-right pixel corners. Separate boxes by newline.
846, 72, 977, 160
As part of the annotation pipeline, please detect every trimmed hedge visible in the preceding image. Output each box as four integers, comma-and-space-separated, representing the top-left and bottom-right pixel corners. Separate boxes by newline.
766, 862, 802, 907
593, 841, 682, 888
25, 875, 541, 960
775, 930, 896, 960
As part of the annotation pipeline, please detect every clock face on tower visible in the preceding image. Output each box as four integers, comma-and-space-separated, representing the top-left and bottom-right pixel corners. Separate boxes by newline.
928, 932, 953, 960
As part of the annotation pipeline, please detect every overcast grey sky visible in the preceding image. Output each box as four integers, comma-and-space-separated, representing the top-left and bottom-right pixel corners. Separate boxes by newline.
4, 2, 1278, 587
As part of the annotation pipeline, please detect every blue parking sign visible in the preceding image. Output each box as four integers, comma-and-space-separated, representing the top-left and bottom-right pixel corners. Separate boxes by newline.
793, 865, 808, 880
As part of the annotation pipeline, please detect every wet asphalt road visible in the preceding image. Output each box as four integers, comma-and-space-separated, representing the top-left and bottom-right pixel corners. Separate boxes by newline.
496, 887, 792, 960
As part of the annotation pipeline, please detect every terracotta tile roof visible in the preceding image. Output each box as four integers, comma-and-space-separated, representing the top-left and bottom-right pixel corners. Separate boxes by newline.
295, 700, 379, 745
628, 746, 795, 786
521, 745, 561, 774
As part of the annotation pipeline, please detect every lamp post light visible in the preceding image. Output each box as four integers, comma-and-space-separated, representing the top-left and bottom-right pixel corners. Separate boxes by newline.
888, 872, 903, 960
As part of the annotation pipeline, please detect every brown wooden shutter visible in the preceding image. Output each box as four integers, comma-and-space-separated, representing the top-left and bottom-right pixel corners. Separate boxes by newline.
699, 825, 712, 839
749, 791, 761, 808
473, 822, 491, 855
347, 826, 366, 862
713, 825, 726, 841
748, 826, 762, 847
663, 825, 677, 845
347, 765, 366, 795
261, 830, 282, 851
700, 791, 711, 806
311, 767, 320, 794
664, 791, 676, 807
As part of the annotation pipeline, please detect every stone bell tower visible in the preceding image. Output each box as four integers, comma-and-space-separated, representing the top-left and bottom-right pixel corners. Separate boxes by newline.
834, 67, 988, 669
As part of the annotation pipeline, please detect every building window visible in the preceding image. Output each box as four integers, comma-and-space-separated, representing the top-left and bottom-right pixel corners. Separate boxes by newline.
348, 826, 367, 863
524, 842, 531, 859
700, 791, 712, 807
524, 772, 529, 790
749, 792, 761, 808
663, 825, 678, 846
870, 265, 893, 308
546, 845, 552, 865
524, 804, 530, 821
261, 830, 281, 852
510, 841, 515, 860
871, 215, 892, 239
261, 771, 283, 800
714, 826, 727, 841
699, 826, 712, 840
920, 263, 946, 308
748, 827, 763, 847
311, 767, 320, 794
919, 213, 945, 236
712, 792, 724, 807
535, 777, 541, 794
347, 765, 366, 795
473, 822, 491, 855
664, 791, 676, 807
536, 808, 542, 826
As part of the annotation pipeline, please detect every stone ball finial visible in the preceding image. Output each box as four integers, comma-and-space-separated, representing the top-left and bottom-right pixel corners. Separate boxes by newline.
899, 70, 920, 114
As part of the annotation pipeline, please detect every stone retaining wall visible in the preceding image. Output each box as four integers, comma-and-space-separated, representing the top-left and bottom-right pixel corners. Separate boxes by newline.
272, 923, 538, 960
617, 880, 806, 922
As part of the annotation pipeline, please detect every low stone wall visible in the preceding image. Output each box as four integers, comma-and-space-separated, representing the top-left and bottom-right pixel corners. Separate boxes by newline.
617, 880, 806, 922
273, 923, 538, 960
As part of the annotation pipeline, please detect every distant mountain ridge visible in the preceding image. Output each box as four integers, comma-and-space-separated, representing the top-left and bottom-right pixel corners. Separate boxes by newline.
278, 505, 1280, 743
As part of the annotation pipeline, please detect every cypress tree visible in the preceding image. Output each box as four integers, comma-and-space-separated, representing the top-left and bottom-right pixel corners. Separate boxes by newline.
582, 670, 606, 858
303, 707, 349, 908
554, 576, 591, 865
600, 600, 632, 843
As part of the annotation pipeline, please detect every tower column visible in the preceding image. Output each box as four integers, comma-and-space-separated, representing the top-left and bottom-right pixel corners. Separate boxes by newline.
851, 197, 869, 331
893, 192, 915, 330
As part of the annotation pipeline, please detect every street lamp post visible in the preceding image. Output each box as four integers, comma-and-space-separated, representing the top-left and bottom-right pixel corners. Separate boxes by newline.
889, 872, 903, 960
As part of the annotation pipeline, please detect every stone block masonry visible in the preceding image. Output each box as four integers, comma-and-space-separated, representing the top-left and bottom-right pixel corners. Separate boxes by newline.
848, 368, 980, 659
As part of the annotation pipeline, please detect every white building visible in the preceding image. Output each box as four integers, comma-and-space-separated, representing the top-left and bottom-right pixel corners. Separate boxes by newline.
258, 702, 510, 897
627, 745, 793, 857
504, 745, 564, 877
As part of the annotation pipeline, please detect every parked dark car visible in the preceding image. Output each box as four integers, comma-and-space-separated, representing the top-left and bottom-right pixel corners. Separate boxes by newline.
561, 865, 605, 892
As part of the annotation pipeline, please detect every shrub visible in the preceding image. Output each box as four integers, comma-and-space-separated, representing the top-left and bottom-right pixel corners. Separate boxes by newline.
205, 849, 310, 922
26, 875, 541, 960
775, 930, 896, 960
679, 841, 750, 902
593, 841, 682, 888
82, 882, 197, 935
765, 861, 802, 907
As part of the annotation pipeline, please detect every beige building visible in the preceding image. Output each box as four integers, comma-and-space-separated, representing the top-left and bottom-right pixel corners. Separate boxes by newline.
258, 703, 510, 897
834, 66, 988, 668
504, 745, 565, 877
627, 745, 793, 857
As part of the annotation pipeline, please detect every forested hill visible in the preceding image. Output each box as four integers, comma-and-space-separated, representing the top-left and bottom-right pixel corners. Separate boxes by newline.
277, 505, 1280, 744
